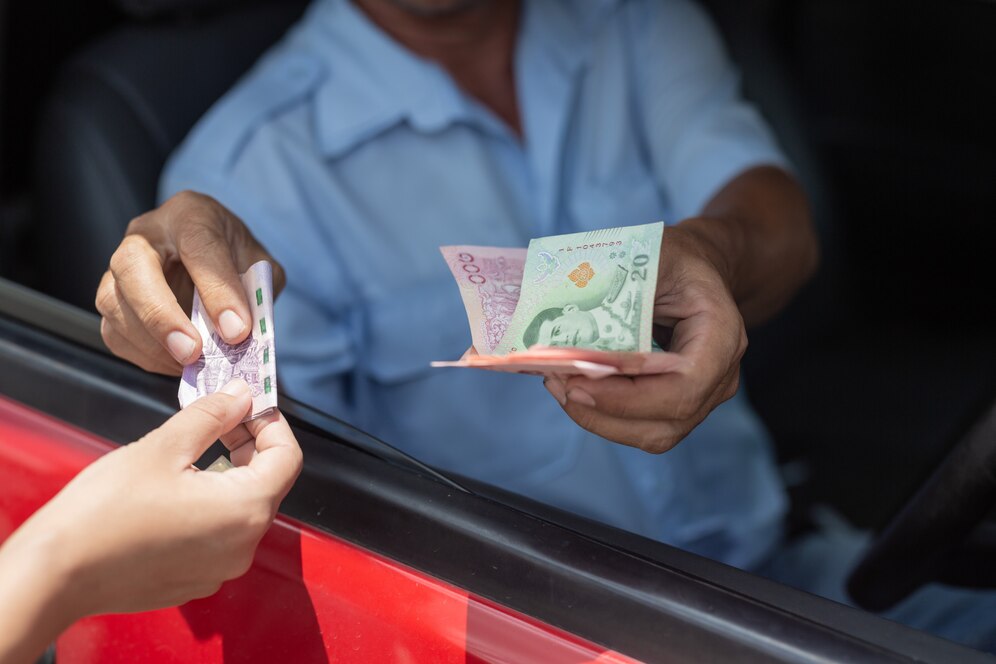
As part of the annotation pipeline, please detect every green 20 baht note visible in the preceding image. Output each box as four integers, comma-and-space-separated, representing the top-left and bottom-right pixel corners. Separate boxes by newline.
434, 222, 681, 379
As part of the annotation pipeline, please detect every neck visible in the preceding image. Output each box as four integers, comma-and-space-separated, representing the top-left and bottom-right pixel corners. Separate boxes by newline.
354, 0, 523, 135
355, 0, 509, 52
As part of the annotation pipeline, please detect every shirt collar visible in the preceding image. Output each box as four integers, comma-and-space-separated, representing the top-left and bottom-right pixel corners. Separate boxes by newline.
306, 0, 468, 157
307, 0, 623, 159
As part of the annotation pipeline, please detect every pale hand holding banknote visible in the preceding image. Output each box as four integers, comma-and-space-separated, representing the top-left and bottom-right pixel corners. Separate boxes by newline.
178, 260, 277, 421
435, 222, 682, 378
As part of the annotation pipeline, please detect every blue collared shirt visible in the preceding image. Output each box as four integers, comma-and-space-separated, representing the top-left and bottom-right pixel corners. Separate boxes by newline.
162, 0, 789, 569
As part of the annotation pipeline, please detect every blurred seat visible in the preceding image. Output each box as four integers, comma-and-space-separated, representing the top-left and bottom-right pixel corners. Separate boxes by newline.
31, 0, 307, 310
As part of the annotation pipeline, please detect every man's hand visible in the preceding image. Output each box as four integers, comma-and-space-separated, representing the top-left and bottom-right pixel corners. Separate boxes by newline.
544, 224, 746, 453
0, 379, 303, 664
543, 166, 818, 453
96, 191, 286, 375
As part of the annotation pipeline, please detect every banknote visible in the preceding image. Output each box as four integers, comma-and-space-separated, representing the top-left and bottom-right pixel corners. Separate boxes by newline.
178, 260, 277, 422
494, 222, 664, 354
435, 222, 668, 377
439, 245, 526, 354
431, 345, 683, 378
205, 455, 235, 473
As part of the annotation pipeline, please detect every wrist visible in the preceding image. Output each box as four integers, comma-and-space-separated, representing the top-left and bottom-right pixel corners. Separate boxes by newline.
663, 218, 744, 292
0, 521, 87, 660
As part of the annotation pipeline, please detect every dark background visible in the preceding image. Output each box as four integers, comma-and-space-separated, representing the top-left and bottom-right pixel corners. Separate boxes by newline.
0, 0, 993, 531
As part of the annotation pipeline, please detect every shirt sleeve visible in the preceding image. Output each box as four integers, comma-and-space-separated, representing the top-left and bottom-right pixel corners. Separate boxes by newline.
626, 0, 790, 220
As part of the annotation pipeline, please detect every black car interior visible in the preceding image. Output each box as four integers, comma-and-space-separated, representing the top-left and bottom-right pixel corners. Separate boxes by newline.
0, 0, 994, 612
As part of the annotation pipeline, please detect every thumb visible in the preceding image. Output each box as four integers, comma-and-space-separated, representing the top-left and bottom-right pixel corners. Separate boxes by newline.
148, 379, 253, 464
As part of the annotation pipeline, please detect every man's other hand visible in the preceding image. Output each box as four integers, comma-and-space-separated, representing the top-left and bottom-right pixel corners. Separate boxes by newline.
543, 167, 817, 454
96, 191, 286, 375
544, 224, 745, 454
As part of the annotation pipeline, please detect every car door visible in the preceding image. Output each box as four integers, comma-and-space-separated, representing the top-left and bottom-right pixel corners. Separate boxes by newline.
2, 280, 991, 663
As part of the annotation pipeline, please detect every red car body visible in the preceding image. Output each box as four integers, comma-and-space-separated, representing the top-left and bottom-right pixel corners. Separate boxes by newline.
0, 282, 990, 662
0, 395, 633, 663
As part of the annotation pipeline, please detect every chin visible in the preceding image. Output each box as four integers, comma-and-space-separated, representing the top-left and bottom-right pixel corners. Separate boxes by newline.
387, 0, 491, 16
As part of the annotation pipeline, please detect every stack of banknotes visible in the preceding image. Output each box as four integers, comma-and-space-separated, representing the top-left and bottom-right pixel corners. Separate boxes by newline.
178, 260, 277, 421
433, 221, 674, 378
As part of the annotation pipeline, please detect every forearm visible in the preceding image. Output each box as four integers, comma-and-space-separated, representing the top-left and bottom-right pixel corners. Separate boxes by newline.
672, 165, 819, 327
0, 528, 78, 664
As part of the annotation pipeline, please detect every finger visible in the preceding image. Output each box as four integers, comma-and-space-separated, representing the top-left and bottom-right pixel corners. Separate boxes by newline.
100, 317, 181, 376
147, 379, 252, 463
243, 410, 303, 501
170, 216, 253, 345
221, 424, 257, 468
241, 242, 287, 298
562, 363, 740, 453
564, 372, 704, 421
560, 401, 692, 454
566, 308, 741, 418
565, 357, 741, 421
543, 376, 567, 406
219, 423, 252, 451
108, 234, 202, 365
98, 273, 188, 374
230, 442, 256, 467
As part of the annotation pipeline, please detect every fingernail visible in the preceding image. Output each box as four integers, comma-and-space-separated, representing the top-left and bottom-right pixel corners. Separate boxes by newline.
220, 378, 250, 397
567, 388, 596, 407
165, 331, 197, 363
218, 310, 246, 341
544, 377, 567, 406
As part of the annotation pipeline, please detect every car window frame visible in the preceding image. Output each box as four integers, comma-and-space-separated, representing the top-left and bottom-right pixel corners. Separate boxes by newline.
0, 276, 990, 663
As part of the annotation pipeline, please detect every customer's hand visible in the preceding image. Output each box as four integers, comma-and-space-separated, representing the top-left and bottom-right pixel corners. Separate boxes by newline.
96, 191, 286, 375
0, 379, 302, 664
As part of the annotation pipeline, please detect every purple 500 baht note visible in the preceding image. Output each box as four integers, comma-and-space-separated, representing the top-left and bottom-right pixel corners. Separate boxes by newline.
439, 245, 526, 354
178, 260, 277, 422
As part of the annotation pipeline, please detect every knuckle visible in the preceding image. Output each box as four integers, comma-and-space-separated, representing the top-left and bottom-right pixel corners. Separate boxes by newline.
288, 446, 304, 478
221, 541, 258, 579
135, 298, 174, 331
167, 189, 208, 211
99, 318, 116, 347
176, 219, 222, 254
733, 326, 748, 360
109, 236, 154, 280
192, 581, 223, 600
124, 213, 152, 237
94, 281, 118, 317
722, 372, 741, 402
176, 227, 236, 274
639, 429, 675, 455
231, 553, 255, 578
571, 406, 601, 433
195, 279, 236, 304
607, 396, 633, 420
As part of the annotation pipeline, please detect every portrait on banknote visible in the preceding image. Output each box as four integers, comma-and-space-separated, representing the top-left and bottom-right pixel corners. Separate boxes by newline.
521, 262, 641, 351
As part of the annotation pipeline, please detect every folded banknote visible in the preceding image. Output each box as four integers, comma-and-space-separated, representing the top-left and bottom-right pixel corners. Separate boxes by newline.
178, 260, 277, 421
435, 222, 668, 378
